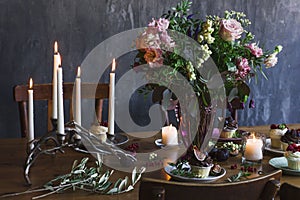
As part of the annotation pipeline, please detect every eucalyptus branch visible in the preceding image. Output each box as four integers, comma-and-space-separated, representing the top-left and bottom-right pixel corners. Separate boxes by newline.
1, 157, 145, 199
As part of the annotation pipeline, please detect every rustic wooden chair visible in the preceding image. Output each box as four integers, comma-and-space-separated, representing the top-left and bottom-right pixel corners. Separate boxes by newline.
278, 182, 300, 200
139, 169, 281, 200
13, 82, 109, 138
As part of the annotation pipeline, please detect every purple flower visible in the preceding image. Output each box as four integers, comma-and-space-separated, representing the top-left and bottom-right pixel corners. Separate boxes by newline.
249, 99, 255, 108
235, 57, 251, 79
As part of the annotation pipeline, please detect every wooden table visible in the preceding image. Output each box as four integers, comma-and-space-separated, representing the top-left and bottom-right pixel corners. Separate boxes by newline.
241, 124, 300, 187
1, 124, 300, 199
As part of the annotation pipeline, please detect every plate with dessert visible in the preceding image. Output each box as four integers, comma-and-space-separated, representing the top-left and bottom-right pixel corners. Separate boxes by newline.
164, 145, 226, 182
269, 143, 300, 175
266, 124, 300, 154
164, 163, 226, 182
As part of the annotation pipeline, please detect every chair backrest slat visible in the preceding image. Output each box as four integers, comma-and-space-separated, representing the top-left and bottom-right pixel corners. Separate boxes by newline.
13, 82, 109, 138
139, 170, 282, 200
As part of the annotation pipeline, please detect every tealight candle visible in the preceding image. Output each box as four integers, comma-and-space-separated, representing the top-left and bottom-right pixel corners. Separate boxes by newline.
162, 124, 178, 146
28, 78, 34, 149
244, 133, 263, 162
75, 66, 81, 125
108, 59, 116, 135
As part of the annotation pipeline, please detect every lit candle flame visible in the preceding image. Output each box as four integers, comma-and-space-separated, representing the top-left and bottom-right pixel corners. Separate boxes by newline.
29, 78, 33, 89
54, 41, 58, 54
77, 66, 81, 78
250, 132, 257, 141
112, 58, 116, 72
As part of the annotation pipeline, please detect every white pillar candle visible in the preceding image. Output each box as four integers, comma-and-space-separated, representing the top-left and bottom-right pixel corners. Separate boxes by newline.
244, 134, 263, 161
28, 78, 34, 149
75, 66, 81, 125
52, 41, 61, 119
162, 124, 178, 146
57, 66, 65, 134
108, 59, 116, 135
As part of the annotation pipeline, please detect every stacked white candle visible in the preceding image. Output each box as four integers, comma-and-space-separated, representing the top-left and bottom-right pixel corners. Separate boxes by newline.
28, 78, 34, 149
108, 59, 116, 135
162, 124, 178, 146
244, 133, 263, 161
52, 41, 61, 120
75, 66, 81, 125
57, 65, 65, 135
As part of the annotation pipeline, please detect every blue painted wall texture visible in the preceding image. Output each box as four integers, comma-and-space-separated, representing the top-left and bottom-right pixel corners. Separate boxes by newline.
0, 0, 299, 138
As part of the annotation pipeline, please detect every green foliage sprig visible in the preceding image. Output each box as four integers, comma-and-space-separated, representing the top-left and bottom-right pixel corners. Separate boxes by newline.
1, 156, 146, 199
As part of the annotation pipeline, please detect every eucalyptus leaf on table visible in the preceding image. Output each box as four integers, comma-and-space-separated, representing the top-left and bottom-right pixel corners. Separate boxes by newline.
227, 171, 251, 182
0, 156, 146, 199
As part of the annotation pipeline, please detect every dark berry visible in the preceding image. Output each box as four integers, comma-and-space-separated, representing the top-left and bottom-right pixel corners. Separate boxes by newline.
270, 124, 277, 129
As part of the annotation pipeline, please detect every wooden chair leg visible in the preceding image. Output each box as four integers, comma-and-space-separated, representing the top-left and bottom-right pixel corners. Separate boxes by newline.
47, 101, 53, 131
96, 99, 103, 123
19, 101, 28, 138
260, 179, 281, 200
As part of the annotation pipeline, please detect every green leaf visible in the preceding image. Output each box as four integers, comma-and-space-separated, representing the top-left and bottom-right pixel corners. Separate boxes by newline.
106, 187, 118, 194
100, 182, 112, 192
73, 169, 85, 175
126, 185, 134, 192
113, 178, 122, 188
71, 160, 78, 171
118, 177, 128, 191
131, 167, 137, 185
226, 62, 237, 72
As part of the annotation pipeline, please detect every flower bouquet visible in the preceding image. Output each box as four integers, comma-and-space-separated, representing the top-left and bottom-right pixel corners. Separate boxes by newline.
133, 0, 282, 151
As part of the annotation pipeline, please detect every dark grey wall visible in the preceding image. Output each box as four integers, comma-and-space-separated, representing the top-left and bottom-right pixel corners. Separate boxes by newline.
0, 0, 299, 138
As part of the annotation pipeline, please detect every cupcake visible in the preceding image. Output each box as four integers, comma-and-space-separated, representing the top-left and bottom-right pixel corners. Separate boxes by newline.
281, 129, 300, 151
285, 143, 300, 170
220, 117, 238, 138
184, 145, 214, 178
269, 124, 288, 149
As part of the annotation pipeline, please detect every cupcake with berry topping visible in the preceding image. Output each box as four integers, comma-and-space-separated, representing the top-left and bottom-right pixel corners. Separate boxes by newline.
285, 143, 300, 170
220, 117, 238, 138
281, 129, 300, 151
269, 123, 288, 149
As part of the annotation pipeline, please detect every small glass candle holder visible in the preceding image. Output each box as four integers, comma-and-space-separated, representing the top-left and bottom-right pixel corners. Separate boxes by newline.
242, 132, 266, 164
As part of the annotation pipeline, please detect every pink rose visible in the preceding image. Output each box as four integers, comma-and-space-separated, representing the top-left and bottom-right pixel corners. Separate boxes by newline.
144, 48, 163, 68
136, 30, 160, 50
219, 19, 243, 41
245, 43, 263, 57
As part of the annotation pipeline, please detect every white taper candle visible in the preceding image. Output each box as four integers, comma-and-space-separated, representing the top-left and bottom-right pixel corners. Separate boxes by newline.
75, 66, 81, 125
57, 66, 65, 134
52, 41, 60, 119
28, 78, 34, 149
108, 59, 116, 135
